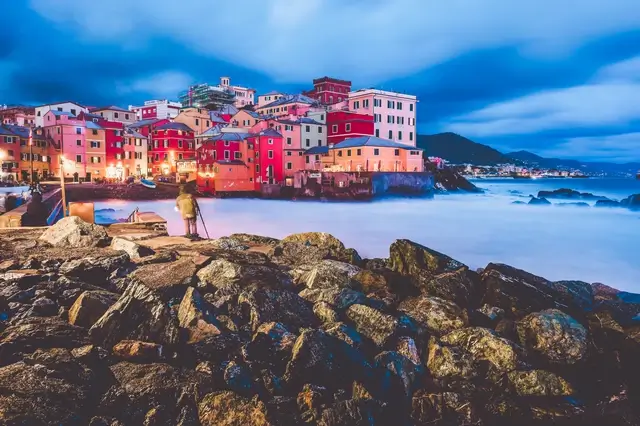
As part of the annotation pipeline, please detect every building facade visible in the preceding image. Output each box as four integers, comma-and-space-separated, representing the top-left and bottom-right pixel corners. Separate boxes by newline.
35, 102, 88, 128
220, 77, 256, 108
1, 106, 36, 127
248, 128, 284, 186
149, 122, 195, 176
257, 91, 286, 108
173, 108, 209, 135
84, 121, 106, 181
42, 110, 87, 179
129, 100, 182, 120
123, 128, 147, 178
90, 106, 136, 124
326, 111, 375, 145
255, 94, 319, 118
304, 77, 352, 105
347, 89, 417, 146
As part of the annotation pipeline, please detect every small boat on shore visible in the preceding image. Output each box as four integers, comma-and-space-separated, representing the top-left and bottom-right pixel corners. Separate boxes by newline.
140, 179, 157, 189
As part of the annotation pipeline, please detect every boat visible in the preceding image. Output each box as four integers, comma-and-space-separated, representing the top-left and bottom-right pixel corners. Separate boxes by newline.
140, 178, 157, 189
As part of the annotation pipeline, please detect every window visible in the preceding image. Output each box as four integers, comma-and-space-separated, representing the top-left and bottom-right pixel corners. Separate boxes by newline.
163, 153, 168, 160
410, 104, 414, 112
318, 126, 322, 133
409, 132, 414, 141
114, 112, 119, 118
268, 150, 274, 159
268, 139, 274, 145
357, 149, 362, 155
178, 153, 183, 160
318, 140, 321, 146
374, 99, 381, 107
387, 100, 395, 109
163, 140, 168, 148
256, 164, 260, 173
375, 129, 380, 137
397, 102, 402, 110
398, 131, 403, 141
234, 152, 241, 159
306, 138, 310, 147
363, 99, 369, 108
347, 149, 352, 157
125, 114, 130, 120
206, 120, 210, 127
332, 125, 338, 134
345, 123, 351, 132
394, 149, 400, 156
397, 116, 403, 125
224, 150, 230, 159
57, 107, 63, 111
155, 153, 159, 161
224, 141, 230, 147
287, 137, 292, 145
305, 125, 310, 132
92, 129, 98, 135
286, 162, 292, 170
154, 141, 159, 148
37, 111, 41, 117
320, 115, 324, 121
374, 149, 380, 156
178, 140, 183, 148
298, 151, 303, 156
286, 151, 292, 156
388, 130, 393, 139
76, 140, 81, 146
76, 154, 82, 163
195, 118, 199, 126
76, 127, 82, 135
338, 150, 343, 157
305, 156, 310, 164
57, 127, 60, 134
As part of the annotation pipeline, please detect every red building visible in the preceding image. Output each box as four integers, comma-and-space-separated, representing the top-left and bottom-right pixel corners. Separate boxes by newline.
100, 120, 125, 174
304, 77, 352, 105
326, 111, 375, 145
248, 128, 284, 187
196, 132, 254, 194
149, 122, 195, 176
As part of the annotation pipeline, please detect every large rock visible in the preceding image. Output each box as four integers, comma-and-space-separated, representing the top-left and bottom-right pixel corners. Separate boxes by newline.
0, 317, 90, 365
421, 267, 479, 309
130, 258, 197, 301
90, 280, 181, 347
282, 232, 346, 253
399, 295, 468, 336
298, 287, 367, 311
345, 304, 401, 347
295, 259, 362, 290
317, 399, 388, 426
229, 233, 280, 247
411, 391, 480, 426
517, 309, 588, 365
59, 251, 131, 283
389, 239, 466, 279
620, 193, 640, 210
374, 350, 424, 398
178, 287, 223, 343
197, 259, 292, 295
426, 337, 476, 381
110, 237, 155, 259
507, 369, 574, 396
238, 288, 317, 332
112, 340, 164, 362
440, 327, 523, 372
198, 391, 272, 426
39, 216, 109, 248
276, 232, 360, 265
68, 290, 120, 328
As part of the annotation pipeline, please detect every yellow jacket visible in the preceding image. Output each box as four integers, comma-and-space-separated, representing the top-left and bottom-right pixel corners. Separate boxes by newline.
176, 194, 197, 219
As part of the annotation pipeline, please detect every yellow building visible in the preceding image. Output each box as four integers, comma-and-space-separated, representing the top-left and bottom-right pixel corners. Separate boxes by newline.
173, 107, 211, 135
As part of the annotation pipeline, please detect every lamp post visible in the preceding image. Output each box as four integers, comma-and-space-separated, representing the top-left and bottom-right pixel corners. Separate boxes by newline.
28, 128, 34, 182
60, 155, 68, 217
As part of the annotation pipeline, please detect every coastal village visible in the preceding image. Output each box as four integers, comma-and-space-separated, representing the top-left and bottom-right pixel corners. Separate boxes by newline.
0, 76, 426, 197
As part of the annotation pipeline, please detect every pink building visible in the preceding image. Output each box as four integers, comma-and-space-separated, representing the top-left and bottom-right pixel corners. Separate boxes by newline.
347, 89, 417, 147
219, 77, 256, 108
129, 100, 182, 120
42, 110, 87, 178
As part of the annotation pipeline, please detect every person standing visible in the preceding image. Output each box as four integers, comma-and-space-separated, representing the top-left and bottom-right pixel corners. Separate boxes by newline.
176, 185, 199, 238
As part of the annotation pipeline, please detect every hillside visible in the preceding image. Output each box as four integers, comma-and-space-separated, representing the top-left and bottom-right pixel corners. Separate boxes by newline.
416, 132, 512, 166
508, 150, 640, 175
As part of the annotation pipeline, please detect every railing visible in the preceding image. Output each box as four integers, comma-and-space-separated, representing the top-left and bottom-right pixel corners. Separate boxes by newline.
47, 199, 64, 225
126, 207, 139, 223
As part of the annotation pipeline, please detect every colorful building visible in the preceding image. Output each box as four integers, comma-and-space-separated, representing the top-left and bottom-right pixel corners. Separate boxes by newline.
42, 110, 87, 179
248, 128, 284, 186
100, 120, 125, 180
174, 107, 213, 135
129, 100, 182, 120
305, 136, 423, 172
84, 121, 106, 181
326, 111, 375, 145
90, 106, 136, 124
0, 126, 21, 180
255, 94, 319, 118
230, 110, 265, 128
149, 122, 195, 176
304, 76, 352, 105
346, 89, 417, 146
1, 106, 36, 127
123, 127, 147, 177
35, 101, 88, 128
220, 77, 256, 108
196, 133, 254, 194
257, 91, 286, 108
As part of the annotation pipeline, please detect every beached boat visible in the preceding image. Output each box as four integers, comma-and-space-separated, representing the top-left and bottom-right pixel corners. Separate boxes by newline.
140, 178, 157, 189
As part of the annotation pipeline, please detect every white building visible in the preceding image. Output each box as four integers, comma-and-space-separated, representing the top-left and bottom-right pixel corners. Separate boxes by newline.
220, 76, 256, 108
90, 106, 136, 124
128, 99, 182, 120
302, 111, 327, 149
34, 101, 88, 127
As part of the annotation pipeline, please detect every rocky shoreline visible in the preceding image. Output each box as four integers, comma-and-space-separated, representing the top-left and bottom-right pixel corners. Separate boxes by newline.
1, 218, 639, 425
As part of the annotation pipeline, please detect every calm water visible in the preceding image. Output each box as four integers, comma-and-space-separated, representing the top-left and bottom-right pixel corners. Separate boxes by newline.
94, 178, 640, 292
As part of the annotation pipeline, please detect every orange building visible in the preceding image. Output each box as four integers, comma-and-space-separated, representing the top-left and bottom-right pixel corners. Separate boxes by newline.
174, 107, 213, 135
85, 121, 106, 181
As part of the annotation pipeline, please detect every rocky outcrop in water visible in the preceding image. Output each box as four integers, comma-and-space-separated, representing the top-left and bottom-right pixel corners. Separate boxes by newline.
0, 219, 639, 425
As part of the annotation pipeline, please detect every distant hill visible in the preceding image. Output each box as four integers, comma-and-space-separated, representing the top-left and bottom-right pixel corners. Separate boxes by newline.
416, 132, 640, 175
416, 132, 512, 166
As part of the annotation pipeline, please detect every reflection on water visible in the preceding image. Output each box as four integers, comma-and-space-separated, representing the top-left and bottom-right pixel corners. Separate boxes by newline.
94, 178, 640, 292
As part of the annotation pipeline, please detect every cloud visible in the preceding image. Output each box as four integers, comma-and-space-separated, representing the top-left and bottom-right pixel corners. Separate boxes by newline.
28, 0, 640, 84
537, 133, 640, 163
116, 71, 193, 99
594, 55, 640, 82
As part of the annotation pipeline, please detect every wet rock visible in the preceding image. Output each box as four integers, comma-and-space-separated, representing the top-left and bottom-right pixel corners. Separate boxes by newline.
178, 287, 223, 343
299, 287, 367, 311
620, 193, 640, 210
197, 259, 292, 295
59, 251, 131, 283
198, 391, 272, 426
130, 257, 197, 301
314, 301, 340, 324
507, 369, 573, 396
440, 327, 523, 372
411, 391, 480, 426
90, 280, 181, 347
39, 216, 109, 248
517, 309, 588, 365
110, 237, 155, 259
528, 196, 551, 205
317, 398, 388, 426
112, 340, 164, 362
238, 288, 317, 333
346, 304, 401, 348
295, 259, 362, 290
399, 295, 468, 336
0, 316, 90, 365
243, 322, 296, 373
68, 290, 120, 328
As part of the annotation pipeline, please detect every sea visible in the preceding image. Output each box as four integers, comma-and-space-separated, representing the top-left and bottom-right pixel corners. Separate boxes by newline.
90, 178, 640, 292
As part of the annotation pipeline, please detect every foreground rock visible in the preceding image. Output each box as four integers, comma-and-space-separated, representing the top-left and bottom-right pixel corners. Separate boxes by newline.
39, 216, 109, 248
1, 220, 639, 425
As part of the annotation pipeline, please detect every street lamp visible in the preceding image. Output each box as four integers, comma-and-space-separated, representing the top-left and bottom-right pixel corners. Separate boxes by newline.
60, 155, 68, 217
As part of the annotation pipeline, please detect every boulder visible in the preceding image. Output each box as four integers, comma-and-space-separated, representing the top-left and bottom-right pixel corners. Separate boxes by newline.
243, 322, 297, 373
282, 232, 345, 253
374, 350, 424, 397
130, 258, 197, 301
440, 327, 523, 372
314, 301, 340, 324
238, 288, 317, 333
198, 391, 272, 426
528, 196, 551, 205
420, 267, 479, 308
110, 237, 155, 259
229, 233, 280, 247
90, 280, 181, 347
68, 290, 120, 328
295, 259, 362, 290
189, 333, 244, 363
620, 193, 640, 210
345, 304, 401, 347
399, 295, 468, 336
317, 399, 388, 426
426, 337, 476, 381
269, 242, 332, 268
112, 340, 164, 362
396, 336, 422, 366
178, 287, 223, 343
224, 361, 259, 397
411, 391, 480, 426
389, 239, 466, 281
353, 269, 388, 294
210, 236, 250, 251
298, 287, 367, 311
507, 369, 574, 396
59, 251, 131, 283
517, 309, 588, 365
39, 216, 109, 248
595, 199, 622, 208
325, 322, 368, 352
197, 259, 292, 295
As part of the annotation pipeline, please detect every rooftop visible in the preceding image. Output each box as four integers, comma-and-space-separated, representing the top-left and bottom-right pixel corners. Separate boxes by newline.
51, 110, 76, 118
255, 128, 283, 138
209, 112, 228, 124
156, 122, 194, 132
208, 132, 252, 141
349, 88, 417, 100
85, 121, 104, 130
313, 76, 352, 85
260, 94, 318, 110
197, 125, 226, 138
333, 136, 423, 150
124, 127, 145, 138
129, 118, 165, 128
305, 146, 329, 155
90, 105, 129, 113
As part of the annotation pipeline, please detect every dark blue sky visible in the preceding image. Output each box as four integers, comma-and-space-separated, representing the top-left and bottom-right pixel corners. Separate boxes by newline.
2, 0, 640, 162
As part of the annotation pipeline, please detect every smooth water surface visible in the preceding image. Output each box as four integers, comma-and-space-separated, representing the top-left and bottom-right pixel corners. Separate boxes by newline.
94, 178, 640, 291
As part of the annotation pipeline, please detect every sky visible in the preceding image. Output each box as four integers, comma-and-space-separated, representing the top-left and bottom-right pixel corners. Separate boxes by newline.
2, 0, 640, 163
